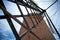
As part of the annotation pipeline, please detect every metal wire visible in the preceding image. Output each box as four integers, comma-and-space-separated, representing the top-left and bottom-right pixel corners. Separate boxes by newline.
46, 0, 58, 10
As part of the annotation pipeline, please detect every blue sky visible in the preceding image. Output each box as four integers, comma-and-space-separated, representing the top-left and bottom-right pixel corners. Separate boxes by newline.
0, 0, 60, 40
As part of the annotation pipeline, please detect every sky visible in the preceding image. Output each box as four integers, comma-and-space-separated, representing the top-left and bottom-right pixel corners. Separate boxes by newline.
0, 0, 60, 40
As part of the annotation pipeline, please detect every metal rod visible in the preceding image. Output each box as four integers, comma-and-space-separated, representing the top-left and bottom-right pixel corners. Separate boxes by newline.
0, 14, 41, 19
45, 12, 60, 38
44, 12, 55, 33
0, 15, 22, 19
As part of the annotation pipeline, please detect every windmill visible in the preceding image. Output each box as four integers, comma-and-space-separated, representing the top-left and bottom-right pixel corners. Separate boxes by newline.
0, 0, 60, 40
